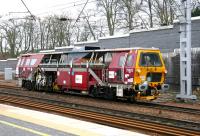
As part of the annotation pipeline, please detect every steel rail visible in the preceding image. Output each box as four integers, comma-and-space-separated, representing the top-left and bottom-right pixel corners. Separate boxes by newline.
134, 101, 200, 115
0, 95, 200, 136
0, 84, 200, 115
0, 84, 21, 90
0, 90, 199, 129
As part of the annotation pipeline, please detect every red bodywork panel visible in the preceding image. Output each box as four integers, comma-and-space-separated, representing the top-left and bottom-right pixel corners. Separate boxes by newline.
108, 52, 127, 83
17, 54, 44, 79
108, 51, 137, 84
124, 51, 137, 84
57, 70, 71, 87
57, 69, 89, 91
71, 71, 88, 90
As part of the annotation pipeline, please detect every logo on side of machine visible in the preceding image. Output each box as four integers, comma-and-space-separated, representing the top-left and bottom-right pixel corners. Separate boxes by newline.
126, 69, 133, 73
109, 71, 115, 78
75, 75, 82, 84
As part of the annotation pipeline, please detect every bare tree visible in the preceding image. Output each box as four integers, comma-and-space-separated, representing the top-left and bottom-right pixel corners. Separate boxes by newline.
80, 24, 90, 41
0, 13, 75, 58
82, 12, 97, 40
0, 20, 21, 57
96, 0, 120, 35
120, 0, 142, 30
140, 0, 175, 27
0, 35, 4, 57
40, 15, 72, 49
153, 0, 175, 26
139, 0, 154, 28
148, 0, 153, 27
38, 18, 45, 50
19, 18, 36, 53
40, 17, 51, 50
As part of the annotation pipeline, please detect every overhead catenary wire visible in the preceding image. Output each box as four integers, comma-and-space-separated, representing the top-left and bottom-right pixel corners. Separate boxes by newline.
20, 0, 36, 21
70, 0, 90, 36
3, 0, 197, 40
46, 0, 86, 9
35, 0, 96, 16
33, 0, 194, 17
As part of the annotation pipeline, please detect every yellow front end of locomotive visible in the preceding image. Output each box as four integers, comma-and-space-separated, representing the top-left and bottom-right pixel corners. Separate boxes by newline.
133, 49, 169, 100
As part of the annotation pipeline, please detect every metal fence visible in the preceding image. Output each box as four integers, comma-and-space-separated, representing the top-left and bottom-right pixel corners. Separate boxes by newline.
163, 48, 200, 86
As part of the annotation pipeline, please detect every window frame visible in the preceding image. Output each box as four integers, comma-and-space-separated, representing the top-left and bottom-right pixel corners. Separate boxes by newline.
30, 59, 37, 66
118, 55, 126, 67
25, 58, 31, 66
139, 52, 162, 67
20, 58, 25, 66
126, 54, 134, 67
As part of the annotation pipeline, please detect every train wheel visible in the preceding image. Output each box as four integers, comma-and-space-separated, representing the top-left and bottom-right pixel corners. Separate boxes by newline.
104, 88, 114, 100
103, 87, 109, 99
22, 80, 26, 88
127, 97, 136, 103
91, 87, 98, 97
25, 81, 32, 91
146, 88, 151, 96
127, 91, 136, 103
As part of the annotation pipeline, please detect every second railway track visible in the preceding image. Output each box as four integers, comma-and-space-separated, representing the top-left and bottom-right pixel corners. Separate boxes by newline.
134, 101, 200, 115
0, 85, 200, 135
0, 84, 200, 115
0, 94, 200, 136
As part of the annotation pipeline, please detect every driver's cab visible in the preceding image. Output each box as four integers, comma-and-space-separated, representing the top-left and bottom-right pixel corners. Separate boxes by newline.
134, 49, 166, 87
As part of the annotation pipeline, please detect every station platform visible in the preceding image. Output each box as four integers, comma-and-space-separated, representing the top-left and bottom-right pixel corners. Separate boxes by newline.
0, 104, 147, 136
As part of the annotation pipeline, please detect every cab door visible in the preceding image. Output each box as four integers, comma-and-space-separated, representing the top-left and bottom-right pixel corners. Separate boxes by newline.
124, 53, 135, 84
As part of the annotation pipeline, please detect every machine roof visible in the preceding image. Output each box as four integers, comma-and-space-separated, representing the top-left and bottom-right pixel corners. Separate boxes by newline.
20, 47, 160, 56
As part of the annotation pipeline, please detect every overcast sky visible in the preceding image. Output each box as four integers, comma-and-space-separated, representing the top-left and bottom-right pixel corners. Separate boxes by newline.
0, 0, 95, 20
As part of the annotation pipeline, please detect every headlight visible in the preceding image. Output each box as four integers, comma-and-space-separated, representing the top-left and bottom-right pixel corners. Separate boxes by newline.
140, 76, 145, 81
147, 77, 151, 82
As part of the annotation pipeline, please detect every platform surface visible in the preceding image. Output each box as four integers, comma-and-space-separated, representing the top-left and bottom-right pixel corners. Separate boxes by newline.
0, 104, 148, 136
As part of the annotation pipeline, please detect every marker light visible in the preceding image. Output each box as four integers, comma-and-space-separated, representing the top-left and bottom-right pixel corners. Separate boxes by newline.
136, 69, 141, 73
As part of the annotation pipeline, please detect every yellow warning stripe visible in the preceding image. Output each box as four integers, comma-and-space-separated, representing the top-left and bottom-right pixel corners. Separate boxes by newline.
0, 120, 50, 136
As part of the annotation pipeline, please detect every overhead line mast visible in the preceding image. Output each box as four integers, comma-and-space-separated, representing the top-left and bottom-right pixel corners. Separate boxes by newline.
176, 0, 197, 100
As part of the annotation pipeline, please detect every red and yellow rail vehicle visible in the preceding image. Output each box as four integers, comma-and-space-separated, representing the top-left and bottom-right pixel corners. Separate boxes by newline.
16, 47, 169, 101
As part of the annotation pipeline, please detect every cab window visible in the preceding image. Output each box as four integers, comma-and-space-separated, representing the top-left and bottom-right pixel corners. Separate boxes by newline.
126, 54, 134, 67
104, 53, 112, 65
20, 58, 25, 66
140, 52, 162, 67
118, 56, 126, 67
30, 59, 37, 66
25, 59, 31, 66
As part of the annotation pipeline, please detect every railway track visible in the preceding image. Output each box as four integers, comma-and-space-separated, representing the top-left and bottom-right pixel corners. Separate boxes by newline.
134, 102, 200, 115
0, 95, 200, 136
0, 86, 200, 135
0, 83, 200, 116
0, 75, 4, 80
0, 84, 21, 90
